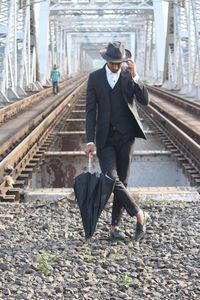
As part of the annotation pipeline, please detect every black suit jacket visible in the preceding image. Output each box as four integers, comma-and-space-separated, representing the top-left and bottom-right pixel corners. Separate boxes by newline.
86, 65, 149, 149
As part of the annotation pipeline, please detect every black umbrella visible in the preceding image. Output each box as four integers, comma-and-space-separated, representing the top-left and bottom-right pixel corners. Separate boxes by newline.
73, 170, 115, 239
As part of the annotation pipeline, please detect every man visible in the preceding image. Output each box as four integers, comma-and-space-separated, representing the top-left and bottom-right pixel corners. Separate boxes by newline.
85, 42, 149, 242
50, 64, 60, 95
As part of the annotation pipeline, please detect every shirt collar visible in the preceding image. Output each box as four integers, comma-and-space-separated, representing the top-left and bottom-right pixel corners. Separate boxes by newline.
106, 64, 121, 76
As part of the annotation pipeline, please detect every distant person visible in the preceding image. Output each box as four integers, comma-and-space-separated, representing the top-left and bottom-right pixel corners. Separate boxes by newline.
51, 64, 60, 95
85, 41, 150, 242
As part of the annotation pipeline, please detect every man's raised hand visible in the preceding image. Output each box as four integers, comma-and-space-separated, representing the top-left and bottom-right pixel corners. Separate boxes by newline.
126, 59, 137, 77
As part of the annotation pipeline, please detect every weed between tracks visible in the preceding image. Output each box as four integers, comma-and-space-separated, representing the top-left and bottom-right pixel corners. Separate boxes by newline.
38, 252, 59, 276
115, 275, 133, 285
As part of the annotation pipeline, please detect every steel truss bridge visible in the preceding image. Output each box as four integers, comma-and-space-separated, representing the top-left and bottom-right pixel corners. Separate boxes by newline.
0, 0, 200, 103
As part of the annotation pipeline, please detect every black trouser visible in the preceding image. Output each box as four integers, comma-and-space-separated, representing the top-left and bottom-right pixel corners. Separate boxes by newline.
53, 82, 59, 94
97, 130, 140, 226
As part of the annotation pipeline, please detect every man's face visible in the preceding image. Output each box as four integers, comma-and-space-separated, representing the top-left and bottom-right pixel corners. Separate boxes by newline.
107, 61, 123, 73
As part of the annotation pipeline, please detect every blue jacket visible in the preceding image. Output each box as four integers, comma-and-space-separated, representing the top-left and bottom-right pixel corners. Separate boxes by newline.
51, 68, 60, 83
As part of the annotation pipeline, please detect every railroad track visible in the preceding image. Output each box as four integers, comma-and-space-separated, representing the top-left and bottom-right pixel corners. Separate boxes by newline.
0, 75, 87, 161
0, 77, 87, 201
0, 80, 200, 202
0, 75, 85, 124
147, 85, 200, 144
139, 105, 200, 186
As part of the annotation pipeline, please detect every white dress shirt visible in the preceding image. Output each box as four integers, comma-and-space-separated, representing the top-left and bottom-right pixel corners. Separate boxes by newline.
105, 64, 140, 89
106, 64, 121, 89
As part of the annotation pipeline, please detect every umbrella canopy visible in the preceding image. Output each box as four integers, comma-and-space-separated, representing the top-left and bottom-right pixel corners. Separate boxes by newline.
73, 172, 115, 239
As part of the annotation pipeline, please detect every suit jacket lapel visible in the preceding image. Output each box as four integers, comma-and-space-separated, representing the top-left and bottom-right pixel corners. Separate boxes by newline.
101, 65, 110, 95
120, 71, 128, 103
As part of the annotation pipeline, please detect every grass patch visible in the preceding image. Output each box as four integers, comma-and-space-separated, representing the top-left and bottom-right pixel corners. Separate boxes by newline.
128, 242, 133, 249
115, 275, 133, 285
52, 252, 59, 263
83, 249, 95, 262
146, 198, 154, 206
86, 253, 94, 262
38, 252, 59, 276
110, 253, 121, 261
38, 254, 51, 276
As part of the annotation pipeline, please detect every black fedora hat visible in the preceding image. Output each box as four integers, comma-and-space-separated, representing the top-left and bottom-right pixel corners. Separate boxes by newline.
100, 41, 131, 63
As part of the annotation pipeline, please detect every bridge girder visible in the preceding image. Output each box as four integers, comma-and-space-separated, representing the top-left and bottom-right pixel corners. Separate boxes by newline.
163, 0, 200, 98
47, 0, 164, 83
4, 1, 200, 101
0, 0, 42, 103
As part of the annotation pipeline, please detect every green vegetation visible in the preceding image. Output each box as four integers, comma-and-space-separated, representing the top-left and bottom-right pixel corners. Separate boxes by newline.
52, 252, 59, 263
37, 252, 60, 276
182, 201, 188, 207
128, 242, 133, 249
110, 253, 121, 261
83, 249, 95, 262
146, 197, 154, 206
115, 275, 133, 285
86, 253, 94, 262
38, 254, 51, 276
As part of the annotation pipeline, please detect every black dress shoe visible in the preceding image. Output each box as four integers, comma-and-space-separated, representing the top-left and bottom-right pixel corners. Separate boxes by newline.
111, 228, 126, 240
135, 211, 150, 242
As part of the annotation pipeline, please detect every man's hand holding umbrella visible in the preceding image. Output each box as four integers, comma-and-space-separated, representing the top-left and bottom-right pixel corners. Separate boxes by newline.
85, 143, 95, 159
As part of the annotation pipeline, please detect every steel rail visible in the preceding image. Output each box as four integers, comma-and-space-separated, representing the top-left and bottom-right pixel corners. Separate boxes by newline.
147, 85, 200, 144
0, 81, 87, 200
147, 85, 200, 115
0, 75, 84, 124
149, 101, 200, 145
148, 105, 200, 166
0, 76, 87, 161
1, 82, 200, 201
139, 104, 200, 185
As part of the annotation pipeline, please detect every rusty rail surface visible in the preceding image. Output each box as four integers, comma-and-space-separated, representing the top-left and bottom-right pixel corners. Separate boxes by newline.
0, 80, 87, 201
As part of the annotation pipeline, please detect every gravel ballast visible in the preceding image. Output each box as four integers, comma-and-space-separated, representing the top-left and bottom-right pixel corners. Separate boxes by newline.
0, 198, 199, 300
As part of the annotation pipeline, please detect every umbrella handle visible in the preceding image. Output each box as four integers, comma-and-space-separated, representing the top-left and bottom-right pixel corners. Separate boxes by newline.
88, 152, 92, 173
